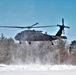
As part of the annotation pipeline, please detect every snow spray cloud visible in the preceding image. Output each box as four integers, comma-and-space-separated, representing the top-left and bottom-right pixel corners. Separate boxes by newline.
0, 38, 73, 65
11, 41, 60, 65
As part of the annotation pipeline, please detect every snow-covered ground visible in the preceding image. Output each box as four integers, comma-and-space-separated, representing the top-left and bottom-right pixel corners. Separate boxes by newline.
0, 64, 76, 75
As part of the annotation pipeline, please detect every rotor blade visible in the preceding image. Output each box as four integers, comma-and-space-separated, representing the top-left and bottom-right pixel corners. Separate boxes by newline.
0, 23, 39, 29
0, 25, 40, 29
32, 25, 57, 28
0, 26, 27, 29
63, 30, 65, 34
57, 24, 61, 27
31, 22, 39, 27
62, 18, 64, 25
0, 25, 57, 29
64, 26, 70, 28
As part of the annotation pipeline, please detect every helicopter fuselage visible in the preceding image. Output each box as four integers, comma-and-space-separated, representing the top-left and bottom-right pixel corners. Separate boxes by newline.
15, 30, 53, 41
15, 30, 67, 44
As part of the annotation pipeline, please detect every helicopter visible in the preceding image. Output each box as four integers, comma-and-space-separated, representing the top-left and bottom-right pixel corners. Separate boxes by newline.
0, 18, 70, 45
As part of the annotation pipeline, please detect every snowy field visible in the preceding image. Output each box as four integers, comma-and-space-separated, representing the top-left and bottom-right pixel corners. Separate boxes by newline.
0, 64, 76, 75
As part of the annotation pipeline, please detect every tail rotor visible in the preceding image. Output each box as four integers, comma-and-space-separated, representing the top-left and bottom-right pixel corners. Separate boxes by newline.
57, 18, 70, 34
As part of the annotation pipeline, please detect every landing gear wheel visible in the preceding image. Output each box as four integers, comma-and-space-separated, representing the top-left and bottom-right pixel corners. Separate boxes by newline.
28, 41, 31, 44
19, 41, 22, 44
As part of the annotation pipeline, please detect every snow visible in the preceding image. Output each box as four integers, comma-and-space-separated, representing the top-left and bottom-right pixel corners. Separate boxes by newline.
0, 64, 76, 75
0, 41, 76, 75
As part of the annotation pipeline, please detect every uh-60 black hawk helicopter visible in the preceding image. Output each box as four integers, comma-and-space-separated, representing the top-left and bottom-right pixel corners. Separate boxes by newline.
0, 18, 70, 45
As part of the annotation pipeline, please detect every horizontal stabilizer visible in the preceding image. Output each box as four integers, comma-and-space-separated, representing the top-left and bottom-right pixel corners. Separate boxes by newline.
51, 36, 67, 40
60, 36, 67, 39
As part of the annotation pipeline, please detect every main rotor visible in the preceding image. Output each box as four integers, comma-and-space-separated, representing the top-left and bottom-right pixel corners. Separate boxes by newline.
0, 22, 57, 29
0, 18, 70, 31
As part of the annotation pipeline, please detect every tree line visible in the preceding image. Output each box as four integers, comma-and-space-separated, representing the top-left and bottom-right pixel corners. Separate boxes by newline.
0, 34, 76, 65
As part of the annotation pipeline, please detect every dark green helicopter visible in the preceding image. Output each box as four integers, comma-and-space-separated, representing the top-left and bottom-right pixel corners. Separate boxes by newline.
0, 18, 70, 44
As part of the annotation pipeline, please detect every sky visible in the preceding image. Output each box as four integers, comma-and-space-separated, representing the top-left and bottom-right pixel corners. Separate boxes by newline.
0, 0, 76, 43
